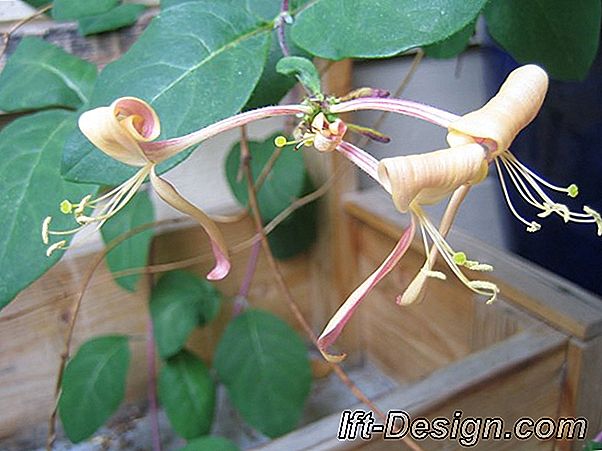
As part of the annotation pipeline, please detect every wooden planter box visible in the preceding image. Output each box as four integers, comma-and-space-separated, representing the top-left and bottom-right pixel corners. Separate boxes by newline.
263, 188, 602, 451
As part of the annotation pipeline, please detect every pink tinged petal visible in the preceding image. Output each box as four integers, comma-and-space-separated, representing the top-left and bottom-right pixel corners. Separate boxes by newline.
336, 141, 380, 184
377, 144, 488, 213
317, 216, 416, 362
141, 104, 313, 163
149, 167, 231, 281
447, 65, 548, 157
330, 98, 459, 128
78, 97, 160, 167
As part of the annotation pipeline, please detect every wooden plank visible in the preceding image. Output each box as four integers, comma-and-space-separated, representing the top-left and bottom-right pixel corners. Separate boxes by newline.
344, 188, 602, 341
261, 325, 567, 450
558, 335, 602, 450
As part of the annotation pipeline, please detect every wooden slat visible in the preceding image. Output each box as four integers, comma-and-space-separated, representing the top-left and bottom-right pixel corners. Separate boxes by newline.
344, 188, 602, 341
262, 325, 567, 450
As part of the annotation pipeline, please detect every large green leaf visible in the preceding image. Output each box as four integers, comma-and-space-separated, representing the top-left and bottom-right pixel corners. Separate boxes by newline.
225, 133, 306, 222
52, 0, 119, 21
180, 437, 240, 451
0, 111, 95, 310
58, 335, 130, 442
291, 0, 488, 60
424, 20, 475, 59
151, 271, 222, 359
62, 0, 272, 185
100, 191, 154, 292
78, 4, 147, 36
159, 350, 216, 439
276, 56, 322, 96
485, 0, 601, 80
0, 37, 96, 111
213, 309, 311, 438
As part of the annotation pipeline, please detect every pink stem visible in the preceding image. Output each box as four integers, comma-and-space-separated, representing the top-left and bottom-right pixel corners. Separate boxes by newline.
142, 104, 312, 160
318, 216, 416, 361
146, 316, 161, 451
233, 239, 262, 316
336, 141, 381, 185
330, 97, 459, 128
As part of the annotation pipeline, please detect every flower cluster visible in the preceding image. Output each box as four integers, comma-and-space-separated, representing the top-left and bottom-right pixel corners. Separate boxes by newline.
44, 64, 600, 362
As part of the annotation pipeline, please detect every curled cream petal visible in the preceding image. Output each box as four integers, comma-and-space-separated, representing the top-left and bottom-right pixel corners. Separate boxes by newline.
317, 216, 416, 362
149, 167, 231, 281
447, 65, 548, 156
79, 97, 160, 167
377, 143, 488, 213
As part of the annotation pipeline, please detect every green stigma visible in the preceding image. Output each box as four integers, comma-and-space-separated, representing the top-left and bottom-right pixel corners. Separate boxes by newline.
567, 184, 579, 198
60, 200, 73, 214
453, 251, 467, 265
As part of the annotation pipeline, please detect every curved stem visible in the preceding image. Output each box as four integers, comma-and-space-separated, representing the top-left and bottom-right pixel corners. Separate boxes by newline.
142, 105, 311, 161
330, 97, 459, 128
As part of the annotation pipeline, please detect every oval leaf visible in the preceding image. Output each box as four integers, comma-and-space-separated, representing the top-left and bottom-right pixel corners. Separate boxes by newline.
225, 133, 306, 222
485, 0, 601, 80
101, 191, 155, 292
180, 436, 240, 451
276, 56, 322, 96
78, 4, 147, 36
424, 20, 475, 59
151, 270, 222, 359
0, 37, 97, 112
158, 350, 216, 439
58, 335, 130, 443
0, 110, 96, 310
62, 0, 271, 185
213, 309, 311, 438
52, 0, 119, 21
291, 0, 488, 60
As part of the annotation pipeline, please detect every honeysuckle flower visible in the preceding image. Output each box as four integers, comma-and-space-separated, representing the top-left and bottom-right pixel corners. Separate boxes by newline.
43, 97, 312, 280
316, 64, 601, 361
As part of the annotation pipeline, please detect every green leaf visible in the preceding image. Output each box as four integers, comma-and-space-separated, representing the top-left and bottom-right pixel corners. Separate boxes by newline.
276, 56, 321, 96
225, 133, 306, 222
100, 191, 154, 292
0, 37, 97, 111
159, 350, 216, 439
424, 20, 475, 59
180, 437, 240, 451
267, 175, 317, 260
78, 4, 147, 36
291, 0, 488, 60
151, 271, 221, 359
0, 111, 96, 310
584, 440, 602, 451
52, 0, 119, 21
23, 0, 52, 8
58, 335, 130, 442
62, 0, 271, 185
485, 0, 601, 80
214, 309, 311, 438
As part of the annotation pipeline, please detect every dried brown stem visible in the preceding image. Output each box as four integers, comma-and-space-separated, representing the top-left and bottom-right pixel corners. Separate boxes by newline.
238, 126, 422, 451
1, 4, 52, 59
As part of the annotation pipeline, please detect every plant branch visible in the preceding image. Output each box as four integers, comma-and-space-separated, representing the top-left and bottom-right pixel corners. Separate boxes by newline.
0, 4, 52, 59
276, 0, 291, 57
146, 247, 161, 451
238, 125, 422, 451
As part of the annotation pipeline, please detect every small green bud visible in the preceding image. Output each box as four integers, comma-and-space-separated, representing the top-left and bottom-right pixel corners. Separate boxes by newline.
567, 184, 579, 198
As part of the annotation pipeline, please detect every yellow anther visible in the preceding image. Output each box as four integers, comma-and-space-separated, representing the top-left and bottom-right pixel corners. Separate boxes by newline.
274, 135, 288, 148
584, 206, 602, 236
453, 251, 467, 265
526, 221, 541, 232
42, 216, 52, 245
74, 194, 92, 216
60, 200, 73, 214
